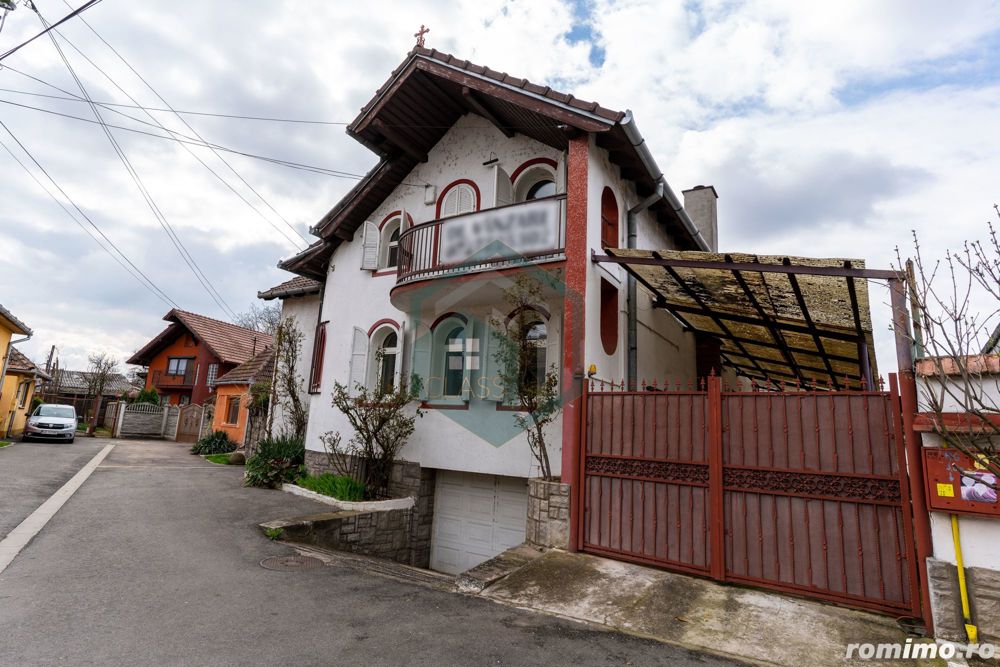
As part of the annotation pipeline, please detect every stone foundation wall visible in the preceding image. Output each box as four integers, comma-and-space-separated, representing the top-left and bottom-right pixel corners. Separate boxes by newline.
276, 508, 413, 564
928, 557, 1000, 643
526, 478, 570, 549
303, 451, 436, 568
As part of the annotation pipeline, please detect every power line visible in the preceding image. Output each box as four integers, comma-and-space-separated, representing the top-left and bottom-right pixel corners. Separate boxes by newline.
0, 121, 179, 309
36, 9, 237, 320
35, 21, 307, 250
0, 92, 414, 182
0, 0, 104, 62
55, 5, 310, 247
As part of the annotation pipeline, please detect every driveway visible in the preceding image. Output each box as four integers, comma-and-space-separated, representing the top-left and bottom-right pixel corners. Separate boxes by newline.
0, 438, 744, 667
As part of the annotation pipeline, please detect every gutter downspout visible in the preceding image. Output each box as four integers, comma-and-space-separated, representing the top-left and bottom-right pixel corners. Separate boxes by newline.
626, 184, 663, 390
619, 110, 710, 252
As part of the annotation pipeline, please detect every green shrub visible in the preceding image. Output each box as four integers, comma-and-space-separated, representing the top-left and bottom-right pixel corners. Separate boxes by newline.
134, 388, 161, 405
243, 436, 305, 488
191, 430, 236, 455
297, 473, 365, 501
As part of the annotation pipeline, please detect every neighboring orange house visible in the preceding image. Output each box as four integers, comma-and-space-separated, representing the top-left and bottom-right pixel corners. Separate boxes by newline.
127, 310, 272, 406
211, 348, 275, 445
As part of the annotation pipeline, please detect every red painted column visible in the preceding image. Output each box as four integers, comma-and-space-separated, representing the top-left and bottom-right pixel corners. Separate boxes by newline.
562, 134, 589, 551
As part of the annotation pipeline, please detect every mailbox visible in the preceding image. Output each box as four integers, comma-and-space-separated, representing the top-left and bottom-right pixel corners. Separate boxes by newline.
923, 448, 1000, 517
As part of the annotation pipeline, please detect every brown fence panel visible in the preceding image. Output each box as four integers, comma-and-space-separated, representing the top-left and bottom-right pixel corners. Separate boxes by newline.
581, 389, 712, 575
579, 380, 918, 617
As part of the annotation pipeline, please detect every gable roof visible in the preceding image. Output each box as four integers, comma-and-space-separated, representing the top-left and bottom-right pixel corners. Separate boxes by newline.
257, 275, 323, 301
283, 47, 705, 280
215, 347, 275, 387
127, 309, 273, 366
5, 347, 51, 381
0, 303, 31, 336
52, 369, 137, 395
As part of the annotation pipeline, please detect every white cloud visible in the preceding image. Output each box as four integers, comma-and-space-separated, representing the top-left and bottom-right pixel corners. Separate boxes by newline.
1, 0, 998, 377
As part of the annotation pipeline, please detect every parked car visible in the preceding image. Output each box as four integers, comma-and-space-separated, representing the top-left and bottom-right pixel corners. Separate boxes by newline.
22, 404, 77, 443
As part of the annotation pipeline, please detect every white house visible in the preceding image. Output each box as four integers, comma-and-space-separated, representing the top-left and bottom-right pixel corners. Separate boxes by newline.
265, 47, 719, 574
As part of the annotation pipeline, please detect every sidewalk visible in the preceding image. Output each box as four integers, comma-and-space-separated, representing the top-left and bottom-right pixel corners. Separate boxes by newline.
480, 550, 946, 667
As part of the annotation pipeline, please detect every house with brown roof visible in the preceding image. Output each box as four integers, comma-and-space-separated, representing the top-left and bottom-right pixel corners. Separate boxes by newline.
127, 309, 273, 406
210, 347, 275, 446
2, 346, 51, 438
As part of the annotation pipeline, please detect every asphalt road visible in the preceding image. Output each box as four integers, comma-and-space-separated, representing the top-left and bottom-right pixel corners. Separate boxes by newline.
0, 439, 744, 667
0, 437, 106, 538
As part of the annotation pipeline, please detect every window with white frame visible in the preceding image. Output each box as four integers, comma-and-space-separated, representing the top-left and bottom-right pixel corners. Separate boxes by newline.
379, 218, 401, 270
440, 183, 477, 218
481, 308, 560, 404
513, 165, 557, 203
348, 323, 404, 395
412, 315, 477, 402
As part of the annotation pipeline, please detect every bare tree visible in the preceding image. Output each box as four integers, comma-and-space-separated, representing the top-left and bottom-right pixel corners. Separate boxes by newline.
490, 274, 560, 480
269, 316, 308, 440
83, 352, 119, 435
234, 302, 281, 335
900, 207, 1000, 491
320, 355, 422, 499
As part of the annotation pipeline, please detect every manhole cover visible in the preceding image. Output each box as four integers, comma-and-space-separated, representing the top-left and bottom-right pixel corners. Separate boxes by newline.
259, 555, 324, 571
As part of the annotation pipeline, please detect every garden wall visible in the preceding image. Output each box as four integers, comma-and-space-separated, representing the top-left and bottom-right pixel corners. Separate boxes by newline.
304, 451, 436, 568
526, 478, 570, 550
270, 508, 413, 564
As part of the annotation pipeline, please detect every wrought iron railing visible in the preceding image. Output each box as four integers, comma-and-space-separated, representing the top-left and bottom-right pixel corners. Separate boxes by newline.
396, 195, 566, 285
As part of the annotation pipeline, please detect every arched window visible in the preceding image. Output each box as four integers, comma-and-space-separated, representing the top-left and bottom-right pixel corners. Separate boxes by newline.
439, 182, 477, 218
600, 278, 619, 355
372, 328, 400, 394
600, 187, 619, 249
513, 162, 558, 203
379, 218, 401, 269
519, 315, 547, 390
443, 325, 466, 397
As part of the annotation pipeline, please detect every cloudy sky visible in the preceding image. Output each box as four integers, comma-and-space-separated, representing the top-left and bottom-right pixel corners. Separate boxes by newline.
1, 0, 998, 374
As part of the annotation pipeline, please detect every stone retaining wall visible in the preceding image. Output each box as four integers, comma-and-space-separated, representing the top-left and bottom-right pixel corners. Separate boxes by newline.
928, 557, 1000, 643
304, 450, 437, 568
266, 508, 413, 564
526, 478, 570, 550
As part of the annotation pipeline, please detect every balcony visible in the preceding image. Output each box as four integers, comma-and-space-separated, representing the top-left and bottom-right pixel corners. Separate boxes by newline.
152, 368, 195, 389
396, 195, 566, 287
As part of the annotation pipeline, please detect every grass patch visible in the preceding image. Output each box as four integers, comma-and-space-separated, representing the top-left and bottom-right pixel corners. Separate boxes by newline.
204, 453, 233, 465
263, 526, 283, 540
296, 473, 365, 502
0, 441, 11, 448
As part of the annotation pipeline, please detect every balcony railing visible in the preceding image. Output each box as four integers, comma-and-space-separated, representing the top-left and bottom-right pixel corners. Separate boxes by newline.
397, 195, 566, 285
152, 368, 195, 388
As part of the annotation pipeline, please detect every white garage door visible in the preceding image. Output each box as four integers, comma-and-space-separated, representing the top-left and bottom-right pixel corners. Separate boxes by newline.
429, 471, 528, 575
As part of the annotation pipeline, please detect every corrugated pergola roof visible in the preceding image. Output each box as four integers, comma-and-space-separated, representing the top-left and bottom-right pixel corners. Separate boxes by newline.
597, 249, 896, 390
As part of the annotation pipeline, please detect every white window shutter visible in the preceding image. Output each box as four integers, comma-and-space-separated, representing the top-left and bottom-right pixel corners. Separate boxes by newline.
442, 190, 458, 218
348, 327, 369, 395
360, 221, 379, 270
493, 165, 512, 208
411, 325, 432, 400
460, 185, 475, 213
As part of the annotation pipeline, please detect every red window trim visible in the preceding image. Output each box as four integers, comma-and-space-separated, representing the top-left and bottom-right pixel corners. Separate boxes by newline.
510, 157, 557, 185
309, 321, 328, 394
600, 186, 620, 249
435, 179, 481, 219
367, 318, 401, 337
600, 278, 619, 355
379, 210, 414, 231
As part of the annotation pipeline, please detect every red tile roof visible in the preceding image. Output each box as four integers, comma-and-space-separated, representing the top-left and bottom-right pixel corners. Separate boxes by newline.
5, 346, 50, 380
127, 310, 273, 366
215, 348, 276, 386
257, 276, 323, 301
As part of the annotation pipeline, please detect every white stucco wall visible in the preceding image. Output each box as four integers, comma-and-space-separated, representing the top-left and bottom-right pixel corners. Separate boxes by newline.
269, 293, 320, 438
583, 136, 695, 385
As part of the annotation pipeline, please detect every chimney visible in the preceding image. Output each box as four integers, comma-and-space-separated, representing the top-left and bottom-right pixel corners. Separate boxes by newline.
682, 185, 718, 252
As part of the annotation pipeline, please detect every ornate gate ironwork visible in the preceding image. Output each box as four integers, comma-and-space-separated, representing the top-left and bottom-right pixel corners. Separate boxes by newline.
576, 375, 920, 617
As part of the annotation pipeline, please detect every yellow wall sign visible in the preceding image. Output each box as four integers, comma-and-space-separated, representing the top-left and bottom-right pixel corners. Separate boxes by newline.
936, 483, 955, 498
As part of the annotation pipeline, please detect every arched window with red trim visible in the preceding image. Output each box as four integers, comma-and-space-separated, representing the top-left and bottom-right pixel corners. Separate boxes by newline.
601, 187, 619, 249
600, 278, 618, 355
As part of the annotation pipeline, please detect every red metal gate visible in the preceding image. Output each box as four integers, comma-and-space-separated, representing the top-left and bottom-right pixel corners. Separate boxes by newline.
577, 375, 920, 617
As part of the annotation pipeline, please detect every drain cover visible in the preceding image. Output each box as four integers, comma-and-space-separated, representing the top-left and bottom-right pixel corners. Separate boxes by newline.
259, 555, 324, 571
